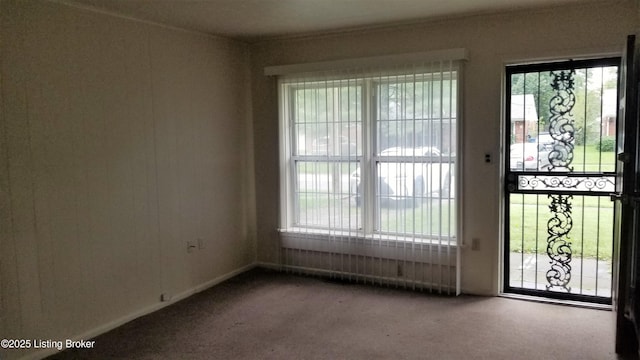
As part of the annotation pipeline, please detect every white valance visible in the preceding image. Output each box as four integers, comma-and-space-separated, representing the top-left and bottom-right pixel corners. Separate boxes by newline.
264, 48, 467, 76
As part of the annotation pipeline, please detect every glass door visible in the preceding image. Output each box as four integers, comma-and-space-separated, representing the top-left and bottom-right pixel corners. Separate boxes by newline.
504, 58, 620, 304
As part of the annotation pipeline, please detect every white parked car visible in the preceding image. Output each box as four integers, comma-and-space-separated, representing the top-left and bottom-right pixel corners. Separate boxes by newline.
510, 142, 551, 171
350, 147, 454, 207
537, 132, 553, 145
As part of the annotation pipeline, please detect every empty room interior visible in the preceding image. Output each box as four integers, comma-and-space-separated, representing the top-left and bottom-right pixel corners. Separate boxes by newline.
2, 0, 640, 359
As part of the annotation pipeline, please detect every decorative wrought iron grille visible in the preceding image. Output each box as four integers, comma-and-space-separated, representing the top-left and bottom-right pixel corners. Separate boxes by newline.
548, 70, 577, 171
505, 58, 620, 304
546, 194, 573, 292
517, 175, 615, 192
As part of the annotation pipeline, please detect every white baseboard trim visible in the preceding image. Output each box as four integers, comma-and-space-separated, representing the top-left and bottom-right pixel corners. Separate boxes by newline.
20, 263, 257, 360
255, 261, 282, 271
169, 263, 257, 303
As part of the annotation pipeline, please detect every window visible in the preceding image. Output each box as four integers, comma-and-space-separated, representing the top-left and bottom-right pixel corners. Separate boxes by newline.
277, 57, 461, 243
287, 82, 363, 230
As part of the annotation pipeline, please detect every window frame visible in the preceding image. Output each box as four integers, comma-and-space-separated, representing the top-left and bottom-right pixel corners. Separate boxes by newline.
278, 64, 462, 245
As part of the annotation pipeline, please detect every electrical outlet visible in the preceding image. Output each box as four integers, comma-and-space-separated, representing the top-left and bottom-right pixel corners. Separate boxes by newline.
471, 238, 480, 251
187, 240, 196, 253
160, 293, 171, 302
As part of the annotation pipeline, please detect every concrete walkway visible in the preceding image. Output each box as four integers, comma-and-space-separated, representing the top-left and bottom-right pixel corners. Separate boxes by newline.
509, 252, 611, 297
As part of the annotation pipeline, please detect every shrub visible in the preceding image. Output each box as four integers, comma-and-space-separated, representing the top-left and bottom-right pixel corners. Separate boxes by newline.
596, 137, 616, 152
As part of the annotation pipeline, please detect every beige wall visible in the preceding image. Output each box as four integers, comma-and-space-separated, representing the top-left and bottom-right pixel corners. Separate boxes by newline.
250, 0, 638, 295
0, 1, 254, 359
0, 1, 637, 358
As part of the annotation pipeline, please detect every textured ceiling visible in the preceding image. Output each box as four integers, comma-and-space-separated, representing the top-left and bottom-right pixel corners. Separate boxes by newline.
61, 0, 594, 42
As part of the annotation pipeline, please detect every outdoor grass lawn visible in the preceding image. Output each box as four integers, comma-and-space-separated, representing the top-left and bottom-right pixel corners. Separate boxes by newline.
298, 190, 613, 259
509, 194, 613, 260
563, 145, 616, 172
296, 193, 455, 237
297, 188, 612, 260
378, 199, 455, 236
509, 145, 616, 260
295, 146, 616, 258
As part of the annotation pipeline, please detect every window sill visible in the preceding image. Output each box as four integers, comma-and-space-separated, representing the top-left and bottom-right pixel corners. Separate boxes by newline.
279, 227, 456, 245
278, 228, 457, 265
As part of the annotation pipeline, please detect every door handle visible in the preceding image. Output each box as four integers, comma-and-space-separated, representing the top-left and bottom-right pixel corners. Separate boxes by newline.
610, 193, 640, 204
617, 152, 630, 163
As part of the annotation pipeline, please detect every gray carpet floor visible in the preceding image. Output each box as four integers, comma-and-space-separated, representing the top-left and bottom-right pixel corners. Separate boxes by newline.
50, 268, 631, 359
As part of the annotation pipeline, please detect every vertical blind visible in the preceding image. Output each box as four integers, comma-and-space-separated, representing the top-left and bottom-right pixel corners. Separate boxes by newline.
270, 50, 464, 294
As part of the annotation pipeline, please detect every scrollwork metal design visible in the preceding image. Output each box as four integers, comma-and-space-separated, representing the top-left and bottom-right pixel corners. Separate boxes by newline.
544, 70, 576, 292
546, 194, 573, 292
548, 70, 576, 171
517, 175, 615, 193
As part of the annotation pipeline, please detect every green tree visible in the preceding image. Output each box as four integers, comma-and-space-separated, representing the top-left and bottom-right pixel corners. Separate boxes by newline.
510, 66, 617, 147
